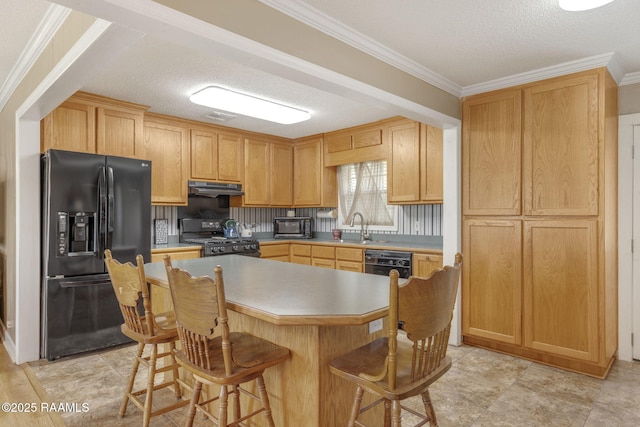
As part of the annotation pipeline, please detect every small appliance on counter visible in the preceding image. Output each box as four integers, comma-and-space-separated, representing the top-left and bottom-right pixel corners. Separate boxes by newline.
273, 216, 313, 239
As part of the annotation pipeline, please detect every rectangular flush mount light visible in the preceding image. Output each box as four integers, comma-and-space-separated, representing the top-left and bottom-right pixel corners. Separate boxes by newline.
189, 86, 311, 124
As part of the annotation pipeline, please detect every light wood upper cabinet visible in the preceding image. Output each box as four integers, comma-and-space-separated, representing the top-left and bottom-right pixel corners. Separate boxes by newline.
270, 142, 293, 206
293, 136, 337, 207
96, 107, 144, 157
190, 128, 243, 183
42, 100, 96, 153
462, 89, 522, 215
243, 139, 271, 205
41, 92, 147, 156
324, 120, 391, 167
139, 116, 189, 205
523, 73, 599, 216
240, 138, 292, 206
387, 119, 443, 204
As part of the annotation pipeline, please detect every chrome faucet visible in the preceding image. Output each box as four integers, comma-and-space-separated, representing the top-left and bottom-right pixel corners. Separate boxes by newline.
350, 212, 370, 242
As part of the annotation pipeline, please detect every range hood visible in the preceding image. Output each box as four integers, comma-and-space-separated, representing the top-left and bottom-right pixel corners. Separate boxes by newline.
188, 181, 244, 197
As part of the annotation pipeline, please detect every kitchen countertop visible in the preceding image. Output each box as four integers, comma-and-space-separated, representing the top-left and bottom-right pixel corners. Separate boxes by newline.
144, 254, 392, 326
151, 234, 442, 253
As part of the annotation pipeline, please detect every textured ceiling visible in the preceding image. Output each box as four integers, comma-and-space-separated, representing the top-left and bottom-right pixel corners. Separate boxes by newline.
2, 0, 640, 138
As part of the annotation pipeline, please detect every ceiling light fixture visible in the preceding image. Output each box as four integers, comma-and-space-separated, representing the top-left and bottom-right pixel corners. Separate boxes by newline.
559, 0, 615, 11
189, 86, 311, 124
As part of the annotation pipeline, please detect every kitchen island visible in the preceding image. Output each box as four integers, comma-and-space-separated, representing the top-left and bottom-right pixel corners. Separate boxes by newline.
144, 255, 393, 426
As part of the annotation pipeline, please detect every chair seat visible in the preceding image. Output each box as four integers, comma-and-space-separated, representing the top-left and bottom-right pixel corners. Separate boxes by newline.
175, 332, 289, 385
120, 311, 178, 344
329, 337, 452, 401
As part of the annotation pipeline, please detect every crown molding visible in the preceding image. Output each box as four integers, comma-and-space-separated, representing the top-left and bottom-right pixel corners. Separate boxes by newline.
258, 0, 462, 97
461, 53, 618, 97
0, 4, 71, 112
621, 71, 640, 86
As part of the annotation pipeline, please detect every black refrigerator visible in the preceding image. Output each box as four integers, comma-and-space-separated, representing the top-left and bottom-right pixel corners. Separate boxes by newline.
41, 149, 152, 360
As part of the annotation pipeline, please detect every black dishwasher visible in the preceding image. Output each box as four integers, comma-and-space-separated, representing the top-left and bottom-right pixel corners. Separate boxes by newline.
364, 250, 412, 278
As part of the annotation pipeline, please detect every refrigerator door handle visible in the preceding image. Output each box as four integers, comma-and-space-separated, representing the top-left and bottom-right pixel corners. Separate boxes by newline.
106, 166, 115, 250
98, 167, 107, 259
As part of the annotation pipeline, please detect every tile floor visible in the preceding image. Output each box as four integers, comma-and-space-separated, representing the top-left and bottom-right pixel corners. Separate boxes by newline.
28, 343, 640, 426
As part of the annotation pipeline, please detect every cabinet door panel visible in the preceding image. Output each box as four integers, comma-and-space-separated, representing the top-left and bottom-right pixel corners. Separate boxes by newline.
270, 143, 293, 206
190, 129, 218, 180
421, 125, 443, 202
42, 101, 96, 153
412, 253, 442, 278
97, 108, 141, 157
293, 139, 322, 206
523, 73, 599, 215
217, 133, 243, 182
523, 220, 598, 362
244, 139, 270, 205
462, 219, 522, 345
463, 90, 522, 215
388, 121, 420, 203
141, 121, 188, 205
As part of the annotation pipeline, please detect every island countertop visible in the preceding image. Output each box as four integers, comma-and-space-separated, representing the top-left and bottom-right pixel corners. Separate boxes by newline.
144, 255, 393, 326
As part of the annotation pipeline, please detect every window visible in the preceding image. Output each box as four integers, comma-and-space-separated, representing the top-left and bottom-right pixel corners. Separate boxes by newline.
337, 160, 398, 232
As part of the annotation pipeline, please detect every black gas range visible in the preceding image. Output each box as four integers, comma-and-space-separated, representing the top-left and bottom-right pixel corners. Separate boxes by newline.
179, 218, 260, 257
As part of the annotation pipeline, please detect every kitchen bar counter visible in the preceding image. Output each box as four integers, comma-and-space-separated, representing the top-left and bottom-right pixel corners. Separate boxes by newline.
144, 255, 391, 426
145, 255, 391, 325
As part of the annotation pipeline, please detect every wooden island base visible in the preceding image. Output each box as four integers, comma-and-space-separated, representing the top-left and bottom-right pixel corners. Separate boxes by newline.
224, 310, 387, 426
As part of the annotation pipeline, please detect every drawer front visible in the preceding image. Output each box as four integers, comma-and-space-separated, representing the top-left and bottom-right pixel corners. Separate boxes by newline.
261, 244, 290, 258
336, 260, 363, 272
312, 245, 335, 259
335, 247, 363, 262
291, 255, 312, 265
312, 258, 335, 269
291, 244, 312, 257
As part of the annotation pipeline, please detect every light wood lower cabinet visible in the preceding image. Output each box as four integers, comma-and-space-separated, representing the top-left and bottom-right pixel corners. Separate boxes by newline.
462, 220, 522, 346
149, 247, 201, 312
260, 243, 290, 262
290, 244, 312, 265
312, 246, 335, 269
335, 247, 363, 272
412, 253, 443, 278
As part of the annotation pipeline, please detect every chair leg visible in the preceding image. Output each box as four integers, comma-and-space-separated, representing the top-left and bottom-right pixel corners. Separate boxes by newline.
391, 400, 402, 427
185, 380, 202, 427
421, 389, 439, 427
143, 344, 158, 427
169, 342, 182, 399
256, 375, 275, 427
120, 342, 144, 417
348, 386, 364, 427
218, 385, 229, 427
384, 399, 392, 427
230, 384, 241, 421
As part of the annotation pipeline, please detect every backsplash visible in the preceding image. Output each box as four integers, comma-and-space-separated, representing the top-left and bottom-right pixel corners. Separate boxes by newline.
152, 204, 442, 237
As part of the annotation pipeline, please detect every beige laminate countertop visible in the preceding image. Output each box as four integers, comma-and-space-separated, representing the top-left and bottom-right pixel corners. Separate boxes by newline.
144, 255, 393, 326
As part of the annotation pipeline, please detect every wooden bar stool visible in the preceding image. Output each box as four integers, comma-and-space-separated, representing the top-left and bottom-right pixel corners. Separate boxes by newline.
104, 249, 188, 427
329, 253, 463, 426
163, 255, 290, 427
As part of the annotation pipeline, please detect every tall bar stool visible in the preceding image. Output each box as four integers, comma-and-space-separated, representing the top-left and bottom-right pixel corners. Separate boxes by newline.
163, 255, 290, 427
104, 249, 188, 427
329, 253, 463, 426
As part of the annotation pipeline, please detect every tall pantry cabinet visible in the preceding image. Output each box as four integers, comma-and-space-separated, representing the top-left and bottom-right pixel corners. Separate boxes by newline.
461, 68, 618, 378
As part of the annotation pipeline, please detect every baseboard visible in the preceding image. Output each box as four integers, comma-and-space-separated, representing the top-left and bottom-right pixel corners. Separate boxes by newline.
0, 328, 17, 363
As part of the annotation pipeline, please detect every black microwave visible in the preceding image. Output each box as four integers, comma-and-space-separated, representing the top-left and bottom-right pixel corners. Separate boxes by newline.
273, 217, 313, 239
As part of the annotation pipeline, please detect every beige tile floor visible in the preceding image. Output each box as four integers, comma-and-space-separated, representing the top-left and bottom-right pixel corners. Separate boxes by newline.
27, 343, 640, 427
